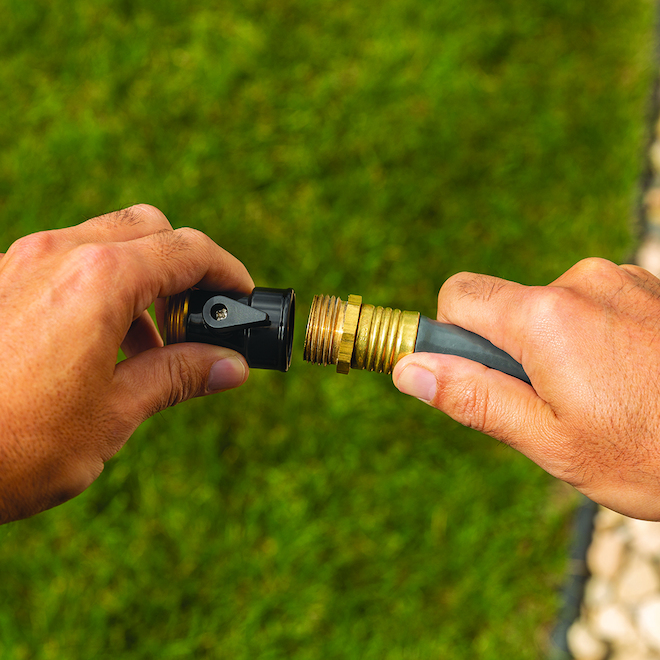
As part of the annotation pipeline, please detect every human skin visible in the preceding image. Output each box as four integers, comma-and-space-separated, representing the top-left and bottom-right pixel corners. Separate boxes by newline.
0, 204, 253, 524
393, 258, 660, 521
6, 223, 660, 526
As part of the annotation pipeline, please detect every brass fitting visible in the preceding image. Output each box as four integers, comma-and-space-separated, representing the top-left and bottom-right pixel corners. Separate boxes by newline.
303, 294, 420, 374
164, 290, 190, 345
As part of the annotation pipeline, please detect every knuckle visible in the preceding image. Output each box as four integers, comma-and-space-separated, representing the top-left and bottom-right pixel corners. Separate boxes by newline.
451, 381, 492, 434
443, 271, 473, 288
55, 243, 124, 298
88, 204, 172, 233
7, 231, 59, 261
439, 272, 475, 300
148, 226, 207, 260
523, 286, 579, 343
71, 242, 121, 279
439, 272, 507, 304
529, 286, 572, 321
173, 225, 207, 246
568, 257, 618, 282
164, 352, 202, 408
553, 258, 636, 309
128, 204, 171, 229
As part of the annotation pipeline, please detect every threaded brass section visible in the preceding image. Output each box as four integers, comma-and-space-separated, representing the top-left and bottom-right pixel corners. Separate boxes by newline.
164, 290, 190, 345
303, 294, 420, 375
303, 295, 346, 366
352, 306, 420, 374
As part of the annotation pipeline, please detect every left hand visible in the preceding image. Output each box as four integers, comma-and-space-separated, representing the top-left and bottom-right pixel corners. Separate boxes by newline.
0, 204, 253, 523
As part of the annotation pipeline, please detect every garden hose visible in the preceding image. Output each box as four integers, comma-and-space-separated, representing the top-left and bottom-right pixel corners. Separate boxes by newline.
303, 294, 531, 384
164, 289, 530, 384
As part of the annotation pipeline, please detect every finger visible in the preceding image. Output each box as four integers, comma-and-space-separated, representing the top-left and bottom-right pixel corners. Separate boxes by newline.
620, 263, 650, 276
548, 258, 660, 309
436, 272, 532, 363
549, 258, 645, 297
620, 263, 660, 293
53, 228, 253, 347
393, 352, 557, 462
59, 204, 174, 246
121, 310, 163, 358
111, 227, 254, 318
4, 205, 173, 260
112, 343, 249, 429
155, 298, 167, 337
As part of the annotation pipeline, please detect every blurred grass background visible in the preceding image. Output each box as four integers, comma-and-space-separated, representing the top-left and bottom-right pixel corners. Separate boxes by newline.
0, 0, 655, 658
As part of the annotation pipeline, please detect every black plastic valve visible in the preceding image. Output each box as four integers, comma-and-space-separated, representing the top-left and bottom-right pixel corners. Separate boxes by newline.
166, 287, 295, 372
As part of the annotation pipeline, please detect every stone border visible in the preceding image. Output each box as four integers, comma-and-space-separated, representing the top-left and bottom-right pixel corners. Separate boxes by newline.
562, 29, 660, 659
567, 508, 660, 659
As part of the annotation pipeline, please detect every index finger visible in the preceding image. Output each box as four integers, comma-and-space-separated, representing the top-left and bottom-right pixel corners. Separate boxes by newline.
127, 226, 254, 298
68, 204, 174, 245
77, 227, 254, 335
436, 272, 534, 365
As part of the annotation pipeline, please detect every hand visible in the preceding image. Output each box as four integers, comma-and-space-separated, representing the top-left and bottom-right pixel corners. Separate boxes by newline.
0, 205, 253, 524
393, 258, 660, 520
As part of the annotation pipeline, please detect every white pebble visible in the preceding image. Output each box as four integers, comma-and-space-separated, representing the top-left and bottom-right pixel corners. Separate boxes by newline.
636, 237, 660, 279
625, 518, 660, 558
616, 555, 660, 605
587, 530, 626, 580
567, 620, 608, 660
584, 577, 614, 610
637, 597, 660, 651
649, 140, 660, 174
594, 506, 627, 532
591, 603, 636, 644
608, 642, 658, 660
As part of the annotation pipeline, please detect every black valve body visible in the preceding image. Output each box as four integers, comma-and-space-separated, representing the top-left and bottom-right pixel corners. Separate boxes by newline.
184, 287, 295, 372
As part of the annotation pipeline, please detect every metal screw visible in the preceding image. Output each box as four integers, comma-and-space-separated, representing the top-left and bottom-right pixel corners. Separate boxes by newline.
214, 306, 228, 321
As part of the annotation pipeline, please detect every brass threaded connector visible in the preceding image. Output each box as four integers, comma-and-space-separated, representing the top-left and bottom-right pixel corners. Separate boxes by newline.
303, 294, 420, 374
165, 290, 190, 345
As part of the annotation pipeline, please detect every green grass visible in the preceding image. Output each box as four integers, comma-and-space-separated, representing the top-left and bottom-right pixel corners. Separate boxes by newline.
0, 1, 654, 658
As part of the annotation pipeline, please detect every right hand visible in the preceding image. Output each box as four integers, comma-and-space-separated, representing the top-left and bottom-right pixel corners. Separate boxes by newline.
394, 258, 660, 520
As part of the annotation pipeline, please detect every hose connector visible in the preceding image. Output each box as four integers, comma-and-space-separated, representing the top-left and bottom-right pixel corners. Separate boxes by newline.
164, 287, 295, 372
303, 294, 420, 374
304, 292, 530, 384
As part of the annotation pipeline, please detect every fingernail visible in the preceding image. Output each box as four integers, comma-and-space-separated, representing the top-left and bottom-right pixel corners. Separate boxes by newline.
208, 357, 246, 392
396, 365, 437, 402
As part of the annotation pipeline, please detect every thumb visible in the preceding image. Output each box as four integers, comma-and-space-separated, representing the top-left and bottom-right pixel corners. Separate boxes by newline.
113, 343, 249, 422
392, 352, 550, 447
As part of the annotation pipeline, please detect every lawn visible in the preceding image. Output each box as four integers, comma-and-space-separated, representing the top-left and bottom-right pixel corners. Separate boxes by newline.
0, 1, 654, 658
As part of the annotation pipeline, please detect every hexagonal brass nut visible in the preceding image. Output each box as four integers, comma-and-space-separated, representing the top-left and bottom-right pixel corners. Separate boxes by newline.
336, 294, 362, 374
